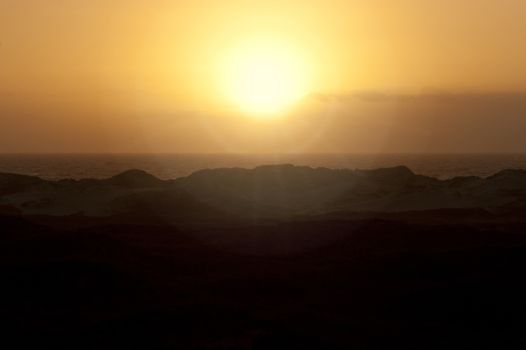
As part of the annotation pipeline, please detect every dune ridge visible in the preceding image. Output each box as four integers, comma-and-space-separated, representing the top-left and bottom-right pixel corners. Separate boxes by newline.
2, 165, 526, 217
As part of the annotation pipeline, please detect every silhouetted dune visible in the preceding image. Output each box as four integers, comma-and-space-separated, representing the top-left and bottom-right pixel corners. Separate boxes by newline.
109, 189, 227, 222
0, 172, 45, 195
3, 165, 526, 219
3, 166, 526, 348
105, 169, 167, 188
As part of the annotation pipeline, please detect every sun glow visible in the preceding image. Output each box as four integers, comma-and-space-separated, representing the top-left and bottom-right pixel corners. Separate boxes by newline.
219, 39, 311, 116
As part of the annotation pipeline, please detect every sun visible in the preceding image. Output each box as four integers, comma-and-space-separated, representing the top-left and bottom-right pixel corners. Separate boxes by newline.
219, 39, 311, 116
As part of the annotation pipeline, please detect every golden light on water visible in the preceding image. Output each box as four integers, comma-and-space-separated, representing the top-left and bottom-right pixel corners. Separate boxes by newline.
218, 39, 312, 116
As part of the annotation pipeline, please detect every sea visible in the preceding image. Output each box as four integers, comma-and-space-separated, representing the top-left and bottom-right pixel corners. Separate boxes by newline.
1, 153, 526, 181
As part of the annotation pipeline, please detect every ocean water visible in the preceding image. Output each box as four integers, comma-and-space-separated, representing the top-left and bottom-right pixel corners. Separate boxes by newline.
1, 154, 526, 180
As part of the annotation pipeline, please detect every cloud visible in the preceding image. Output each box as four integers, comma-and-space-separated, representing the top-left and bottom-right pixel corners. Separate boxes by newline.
301, 91, 526, 153
310, 91, 526, 104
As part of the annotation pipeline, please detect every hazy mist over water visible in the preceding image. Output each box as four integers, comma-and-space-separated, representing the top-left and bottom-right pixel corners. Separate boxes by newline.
1, 154, 526, 181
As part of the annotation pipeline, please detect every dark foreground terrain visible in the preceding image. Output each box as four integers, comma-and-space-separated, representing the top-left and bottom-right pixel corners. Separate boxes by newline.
2, 166, 526, 349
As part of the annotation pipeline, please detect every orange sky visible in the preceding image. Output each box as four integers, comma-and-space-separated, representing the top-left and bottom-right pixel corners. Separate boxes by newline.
1, 0, 526, 153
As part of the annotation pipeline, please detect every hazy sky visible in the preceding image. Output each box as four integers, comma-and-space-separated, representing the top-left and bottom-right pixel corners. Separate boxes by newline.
1, 0, 526, 153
